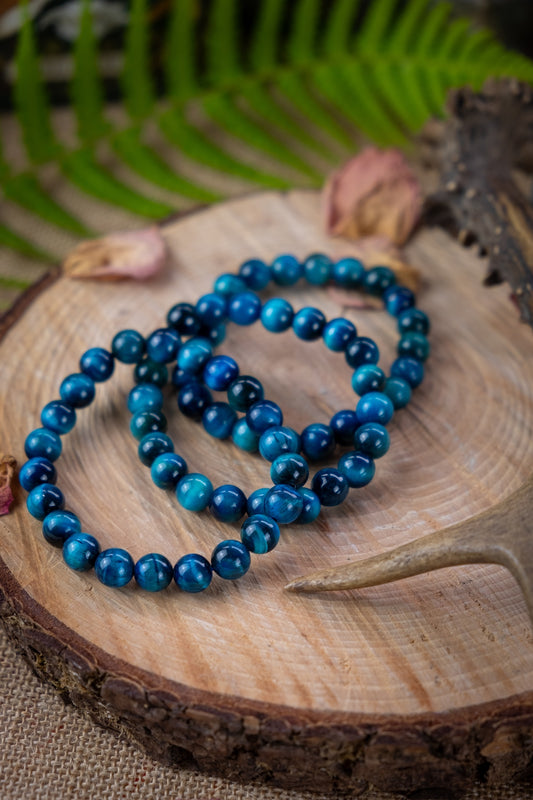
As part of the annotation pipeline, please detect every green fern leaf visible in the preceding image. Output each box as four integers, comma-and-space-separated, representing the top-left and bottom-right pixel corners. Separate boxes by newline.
0, 223, 54, 262
122, 0, 154, 121
356, 0, 398, 54
287, 0, 321, 65
322, 0, 360, 56
72, 0, 108, 143
0, 274, 32, 291
206, 0, 240, 86
250, 0, 285, 71
165, 0, 197, 102
3, 173, 91, 236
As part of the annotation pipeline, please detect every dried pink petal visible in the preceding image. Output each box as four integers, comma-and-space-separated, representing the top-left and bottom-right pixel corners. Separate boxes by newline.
0, 486, 14, 516
0, 454, 16, 516
63, 226, 167, 281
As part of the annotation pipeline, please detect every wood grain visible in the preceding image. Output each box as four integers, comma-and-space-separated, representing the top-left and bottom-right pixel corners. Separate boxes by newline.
1, 191, 533, 797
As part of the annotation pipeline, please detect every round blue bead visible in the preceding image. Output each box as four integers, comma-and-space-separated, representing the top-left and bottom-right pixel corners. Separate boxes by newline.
213, 273, 248, 297
238, 258, 271, 290
356, 392, 394, 425
151, 452, 188, 489
202, 322, 226, 347
227, 375, 264, 411
138, 432, 174, 466
338, 451, 375, 488
167, 302, 202, 336
270, 453, 309, 488
259, 426, 301, 462
246, 400, 283, 434
301, 423, 335, 462
228, 291, 262, 326
176, 473, 213, 512
231, 418, 260, 453
134, 358, 168, 387
211, 540, 251, 580
111, 329, 146, 364
177, 337, 212, 373
79, 347, 114, 382
241, 514, 280, 554
322, 318, 357, 351
174, 553, 213, 593
345, 336, 380, 369
351, 365, 386, 396
311, 468, 349, 507
296, 488, 321, 524
390, 356, 425, 388
95, 548, 134, 587
134, 553, 173, 591
146, 328, 181, 364
353, 422, 390, 458
127, 384, 163, 414
332, 257, 365, 288
264, 484, 304, 524
383, 377, 412, 410
24, 428, 62, 462
19, 457, 56, 491
303, 253, 332, 285
364, 266, 396, 296
202, 402, 237, 439
398, 308, 430, 336
42, 510, 81, 547
398, 332, 430, 362
203, 355, 239, 391
293, 307, 326, 340
27, 483, 65, 520
177, 382, 212, 419
196, 293, 227, 327
59, 373, 95, 408
209, 484, 247, 523
171, 366, 200, 389
330, 409, 359, 446
41, 401, 76, 435
384, 285, 415, 317
63, 533, 100, 571
271, 254, 302, 286
130, 410, 167, 440
247, 487, 268, 516
261, 298, 294, 333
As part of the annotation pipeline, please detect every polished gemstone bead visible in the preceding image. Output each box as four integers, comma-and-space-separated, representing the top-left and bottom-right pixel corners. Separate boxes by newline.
43, 510, 81, 546
241, 514, 280, 554
228, 291, 262, 326
261, 298, 294, 333
138, 432, 174, 466
364, 266, 396, 296
171, 366, 199, 389
259, 426, 301, 462
130, 410, 167, 440
301, 423, 335, 462
209, 484, 247, 523
384, 285, 415, 317
176, 473, 213, 512
177, 382, 212, 419
264, 484, 304, 524
303, 253, 332, 285
270, 453, 309, 488
398, 307, 430, 336
246, 399, 283, 434
345, 336, 380, 368
238, 258, 271, 290
296, 488, 321, 524
177, 337, 212, 373
330, 409, 359, 446
293, 307, 326, 340
196, 293, 227, 327
27, 483, 65, 520
338, 451, 375, 488
213, 273, 247, 297
174, 553, 213, 592
167, 302, 202, 335
59, 373, 95, 408
202, 402, 237, 439
333, 257, 365, 288
227, 375, 264, 411
211, 540, 251, 580
383, 377, 412, 409
95, 548, 134, 587
41, 401, 76, 435
111, 329, 146, 363
231, 418, 260, 453
390, 356, 425, 388
133, 358, 168, 387
271, 253, 302, 286
351, 364, 386, 396
80, 347, 114, 382
146, 328, 181, 364
151, 452, 188, 489
247, 487, 268, 516
19, 457, 56, 491
353, 422, 390, 458
202, 322, 226, 347
63, 532, 100, 571
398, 332, 430, 362
311, 468, 349, 506
127, 384, 163, 414
356, 392, 394, 425
24, 428, 62, 462
134, 553, 173, 591
203, 355, 239, 391
322, 318, 357, 351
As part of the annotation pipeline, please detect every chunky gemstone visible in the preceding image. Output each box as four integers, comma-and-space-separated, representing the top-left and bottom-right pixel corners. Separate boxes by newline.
228, 291, 262, 325
322, 318, 357, 351
177, 337, 212, 373
247, 487, 268, 516
246, 400, 283, 434
79, 347, 114, 382
351, 364, 386, 396
177, 382, 212, 419
133, 358, 168, 387
384, 285, 415, 317
171, 366, 200, 389
311, 468, 349, 506
239, 258, 271, 290
338, 451, 375, 488
63, 532, 100, 571
211, 539, 251, 580
333, 257, 365, 288
209, 484, 247, 523
111, 329, 146, 363
42, 509, 81, 546
390, 356, 425, 388
231, 418, 260, 453
271, 253, 301, 286
345, 336, 380, 369
167, 302, 202, 336
213, 273, 248, 297
202, 402, 238, 439
174, 553, 213, 593
196, 293, 227, 327
150, 452, 188, 489
202, 322, 226, 347
146, 328, 181, 364
261, 298, 294, 333
397, 307, 430, 336
138, 432, 174, 466
41, 401, 76, 435
24, 428, 62, 462
398, 332, 430, 362
356, 391, 394, 425
95, 548, 134, 587
227, 375, 264, 411
127, 384, 163, 414
353, 422, 390, 458
384, 377, 412, 409
364, 266, 396, 296
129, 410, 167, 440
264, 484, 304, 524
270, 453, 309, 488
301, 423, 335, 462
303, 253, 332, 285
19, 457, 56, 491
59, 373, 95, 408
295, 488, 321, 524
259, 426, 301, 462
134, 553, 173, 591
292, 307, 326, 341
241, 514, 280, 554
27, 483, 65, 520
203, 355, 239, 391
330, 409, 359, 446
176, 473, 213, 512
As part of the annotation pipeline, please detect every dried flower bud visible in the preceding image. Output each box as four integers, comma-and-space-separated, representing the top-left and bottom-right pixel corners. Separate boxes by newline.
63, 226, 167, 281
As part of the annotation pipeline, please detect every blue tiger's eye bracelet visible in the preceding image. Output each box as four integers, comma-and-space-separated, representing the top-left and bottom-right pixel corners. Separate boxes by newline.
20, 253, 430, 595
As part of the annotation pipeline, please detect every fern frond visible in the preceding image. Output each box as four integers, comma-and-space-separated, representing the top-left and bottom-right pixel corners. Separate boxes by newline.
0, 223, 54, 261
122, 0, 154, 121
287, 0, 321, 65
322, 0, 360, 56
250, 0, 285, 72
355, 0, 398, 54
3, 173, 91, 235
72, 0, 108, 143
164, 0, 197, 102
206, 0, 240, 86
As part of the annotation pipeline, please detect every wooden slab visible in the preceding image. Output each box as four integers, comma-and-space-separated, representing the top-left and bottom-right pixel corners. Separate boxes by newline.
1, 191, 533, 798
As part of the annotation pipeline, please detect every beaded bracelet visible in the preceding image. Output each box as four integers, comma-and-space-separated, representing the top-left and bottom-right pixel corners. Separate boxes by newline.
20, 253, 430, 595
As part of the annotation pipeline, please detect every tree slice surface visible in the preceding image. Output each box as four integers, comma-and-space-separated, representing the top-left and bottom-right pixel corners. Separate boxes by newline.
1, 191, 533, 796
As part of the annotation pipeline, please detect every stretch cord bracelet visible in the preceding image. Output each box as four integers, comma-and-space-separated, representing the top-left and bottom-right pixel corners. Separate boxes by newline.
20, 253, 430, 594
